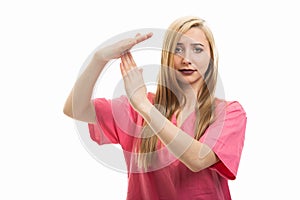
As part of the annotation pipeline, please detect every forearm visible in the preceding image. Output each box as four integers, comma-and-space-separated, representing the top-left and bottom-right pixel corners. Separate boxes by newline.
64, 32, 153, 122
138, 101, 218, 172
64, 51, 108, 122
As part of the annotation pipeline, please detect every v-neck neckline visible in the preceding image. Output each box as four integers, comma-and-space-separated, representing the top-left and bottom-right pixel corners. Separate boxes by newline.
171, 110, 196, 128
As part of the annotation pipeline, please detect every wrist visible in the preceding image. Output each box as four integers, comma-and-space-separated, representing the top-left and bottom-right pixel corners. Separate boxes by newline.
135, 98, 153, 119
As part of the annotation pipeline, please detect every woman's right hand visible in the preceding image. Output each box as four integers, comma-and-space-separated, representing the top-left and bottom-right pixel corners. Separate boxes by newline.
95, 32, 153, 62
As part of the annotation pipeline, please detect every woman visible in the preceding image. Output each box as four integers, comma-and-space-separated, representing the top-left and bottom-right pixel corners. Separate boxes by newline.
64, 16, 247, 200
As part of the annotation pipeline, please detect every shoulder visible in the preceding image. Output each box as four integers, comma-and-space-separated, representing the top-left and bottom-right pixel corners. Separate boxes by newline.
214, 98, 247, 118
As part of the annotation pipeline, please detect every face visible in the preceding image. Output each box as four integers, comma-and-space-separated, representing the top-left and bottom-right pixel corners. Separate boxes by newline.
173, 27, 211, 91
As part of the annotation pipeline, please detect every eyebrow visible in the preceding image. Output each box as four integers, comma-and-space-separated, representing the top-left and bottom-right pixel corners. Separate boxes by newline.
177, 42, 204, 47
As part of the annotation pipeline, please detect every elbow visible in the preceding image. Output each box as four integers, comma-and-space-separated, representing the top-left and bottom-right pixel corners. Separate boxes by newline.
63, 102, 73, 118
63, 101, 96, 123
188, 163, 204, 173
63, 108, 71, 118
185, 155, 219, 173
183, 158, 205, 173
63, 93, 75, 118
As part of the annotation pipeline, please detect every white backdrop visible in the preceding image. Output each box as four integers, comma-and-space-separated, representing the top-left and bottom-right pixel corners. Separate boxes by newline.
1, 0, 299, 199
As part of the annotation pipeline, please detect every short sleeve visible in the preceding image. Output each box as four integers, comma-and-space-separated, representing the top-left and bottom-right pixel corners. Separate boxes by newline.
200, 101, 247, 180
88, 94, 153, 147
88, 95, 138, 145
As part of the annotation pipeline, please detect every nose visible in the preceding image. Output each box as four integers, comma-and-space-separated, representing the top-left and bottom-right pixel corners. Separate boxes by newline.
182, 55, 192, 65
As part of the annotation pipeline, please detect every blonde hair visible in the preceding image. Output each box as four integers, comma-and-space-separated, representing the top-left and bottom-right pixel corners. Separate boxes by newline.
136, 16, 219, 170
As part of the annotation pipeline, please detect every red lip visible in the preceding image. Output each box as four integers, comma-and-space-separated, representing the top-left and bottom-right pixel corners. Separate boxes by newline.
178, 69, 197, 75
179, 69, 196, 71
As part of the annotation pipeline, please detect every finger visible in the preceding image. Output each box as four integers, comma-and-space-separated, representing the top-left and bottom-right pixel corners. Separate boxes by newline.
120, 38, 137, 52
122, 38, 137, 53
120, 54, 126, 67
120, 32, 152, 53
120, 54, 130, 73
135, 32, 153, 44
120, 62, 126, 76
127, 52, 137, 66
121, 53, 133, 72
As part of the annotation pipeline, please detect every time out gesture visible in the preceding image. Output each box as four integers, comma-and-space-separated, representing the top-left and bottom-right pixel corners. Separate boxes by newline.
63, 32, 153, 123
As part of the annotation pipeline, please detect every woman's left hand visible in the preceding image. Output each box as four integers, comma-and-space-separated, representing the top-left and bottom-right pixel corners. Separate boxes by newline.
120, 51, 148, 111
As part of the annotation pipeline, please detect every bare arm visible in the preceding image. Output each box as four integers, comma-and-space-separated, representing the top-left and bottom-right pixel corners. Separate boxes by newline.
63, 52, 107, 123
63, 33, 153, 123
124, 90, 219, 172
141, 103, 219, 172
120, 52, 219, 172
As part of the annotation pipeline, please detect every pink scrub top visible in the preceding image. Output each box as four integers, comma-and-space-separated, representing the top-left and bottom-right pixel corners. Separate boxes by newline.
88, 93, 247, 200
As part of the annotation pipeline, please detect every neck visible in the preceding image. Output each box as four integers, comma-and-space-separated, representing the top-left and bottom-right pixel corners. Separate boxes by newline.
175, 90, 198, 127
179, 83, 202, 110
184, 90, 197, 109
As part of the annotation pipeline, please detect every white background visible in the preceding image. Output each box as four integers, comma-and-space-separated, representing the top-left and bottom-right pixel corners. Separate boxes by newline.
1, 0, 300, 199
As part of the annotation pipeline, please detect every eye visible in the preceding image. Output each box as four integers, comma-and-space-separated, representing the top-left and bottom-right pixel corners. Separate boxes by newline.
193, 47, 203, 53
175, 46, 184, 54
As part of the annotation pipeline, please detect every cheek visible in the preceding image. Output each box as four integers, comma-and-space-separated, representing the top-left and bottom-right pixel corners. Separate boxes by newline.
173, 55, 181, 68
192, 54, 210, 75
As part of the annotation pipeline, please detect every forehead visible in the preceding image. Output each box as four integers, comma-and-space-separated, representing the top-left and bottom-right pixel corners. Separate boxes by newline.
178, 27, 209, 45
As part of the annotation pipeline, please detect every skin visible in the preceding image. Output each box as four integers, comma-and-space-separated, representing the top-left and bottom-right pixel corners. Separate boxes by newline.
120, 28, 218, 172
173, 27, 212, 125
63, 32, 153, 123
173, 27, 211, 93
64, 30, 219, 172
120, 49, 218, 172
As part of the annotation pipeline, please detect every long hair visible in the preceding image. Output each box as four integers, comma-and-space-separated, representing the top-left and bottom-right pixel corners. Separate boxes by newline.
136, 16, 219, 170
